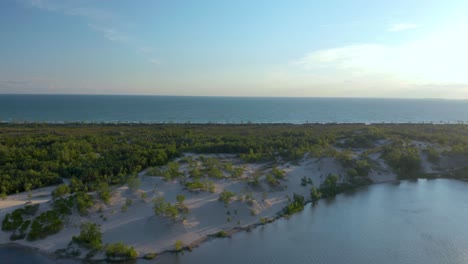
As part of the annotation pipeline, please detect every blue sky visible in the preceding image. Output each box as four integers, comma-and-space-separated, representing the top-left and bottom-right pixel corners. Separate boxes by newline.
1, 0, 467, 98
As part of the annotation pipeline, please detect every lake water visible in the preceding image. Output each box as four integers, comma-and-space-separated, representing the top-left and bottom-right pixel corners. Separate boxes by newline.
152, 179, 468, 264
2, 179, 468, 264
1, 95, 468, 124
0, 244, 59, 264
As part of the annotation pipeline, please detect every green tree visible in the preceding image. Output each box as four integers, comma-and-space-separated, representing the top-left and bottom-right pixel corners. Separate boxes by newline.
321, 174, 339, 197
98, 182, 112, 204
72, 222, 103, 250
127, 176, 141, 192
310, 186, 322, 202
52, 184, 70, 199
176, 195, 185, 205
24, 183, 32, 202
283, 193, 305, 216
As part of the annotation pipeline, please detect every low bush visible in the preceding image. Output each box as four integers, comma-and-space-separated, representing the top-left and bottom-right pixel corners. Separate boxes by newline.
27, 210, 63, 241
52, 196, 74, 215
52, 184, 71, 199
218, 190, 236, 205
216, 230, 228, 238
382, 142, 421, 175
282, 193, 305, 216
72, 222, 103, 250
106, 242, 138, 260
76, 192, 93, 215
174, 240, 184, 252
320, 174, 339, 197
185, 179, 215, 193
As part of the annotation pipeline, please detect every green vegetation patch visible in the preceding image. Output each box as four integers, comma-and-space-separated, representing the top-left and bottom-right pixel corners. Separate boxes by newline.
106, 242, 138, 260
2, 204, 39, 231
218, 190, 236, 205
143, 252, 158, 259
282, 193, 305, 216
153, 197, 188, 221
174, 240, 184, 252
216, 230, 229, 238
52, 196, 75, 215
382, 142, 421, 176
52, 184, 71, 199
76, 192, 94, 215
185, 179, 215, 193
27, 210, 63, 241
72, 222, 103, 250
1, 123, 467, 197
320, 174, 340, 197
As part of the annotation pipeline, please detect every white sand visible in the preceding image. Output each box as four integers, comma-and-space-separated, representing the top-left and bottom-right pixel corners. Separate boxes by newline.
0, 148, 426, 258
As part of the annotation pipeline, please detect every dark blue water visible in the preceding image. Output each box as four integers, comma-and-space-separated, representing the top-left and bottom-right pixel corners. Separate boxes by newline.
1, 95, 468, 123
0, 244, 59, 264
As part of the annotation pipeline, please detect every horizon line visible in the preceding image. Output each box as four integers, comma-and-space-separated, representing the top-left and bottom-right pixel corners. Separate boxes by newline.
0, 93, 466, 100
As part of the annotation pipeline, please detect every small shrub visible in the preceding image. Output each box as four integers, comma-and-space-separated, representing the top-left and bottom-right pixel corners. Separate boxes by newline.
125, 198, 133, 207
143, 252, 158, 259
52, 184, 71, 199
185, 179, 215, 193
208, 167, 223, 179
53, 196, 74, 215
106, 242, 138, 260
311, 186, 322, 202
271, 167, 286, 179
216, 230, 228, 238
266, 174, 279, 186
153, 197, 185, 221
231, 167, 244, 178
76, 192, 93, 216
174, 240, 184, 252
219, 190, 236, 205
320, 174, 339, 197
282, 193, 305, 216
72, 222, 103, 250
127, 176, 141, 192
97, 183, 112, 204
164, 162, 182, 181
347, 168, 358, 177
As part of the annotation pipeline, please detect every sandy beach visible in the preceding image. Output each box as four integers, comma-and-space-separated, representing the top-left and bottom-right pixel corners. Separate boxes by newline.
0, 139, 453, 260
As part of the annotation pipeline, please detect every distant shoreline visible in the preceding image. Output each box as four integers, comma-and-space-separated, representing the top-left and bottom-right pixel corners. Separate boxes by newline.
1, 94, 467, 100
1, 96, 467, 124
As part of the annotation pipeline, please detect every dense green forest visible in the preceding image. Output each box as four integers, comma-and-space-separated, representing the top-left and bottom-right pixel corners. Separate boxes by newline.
1, 123, 468, 196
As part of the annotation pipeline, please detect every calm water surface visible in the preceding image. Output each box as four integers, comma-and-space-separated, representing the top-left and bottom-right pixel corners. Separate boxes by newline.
152, 179, 468, 264
1, 95, 468, 123
2, 179, 468, 264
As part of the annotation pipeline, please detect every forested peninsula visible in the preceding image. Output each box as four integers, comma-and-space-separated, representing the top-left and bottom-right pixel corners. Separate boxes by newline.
1, 123, 467, 261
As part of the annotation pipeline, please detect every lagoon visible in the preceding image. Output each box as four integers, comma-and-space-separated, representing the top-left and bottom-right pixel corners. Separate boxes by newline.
2, 179, 468, 264
153, 179, 468, 264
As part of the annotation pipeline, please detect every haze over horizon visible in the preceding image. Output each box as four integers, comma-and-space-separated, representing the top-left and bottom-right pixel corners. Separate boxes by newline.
1, 0, 468, 99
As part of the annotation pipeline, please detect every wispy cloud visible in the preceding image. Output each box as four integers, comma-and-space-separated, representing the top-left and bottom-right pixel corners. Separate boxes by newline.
387, 23, 419, 32
19, 0, 160, 64
148, 58, 162, 65
87, 23, 132, 43
267, 23, 468, 98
